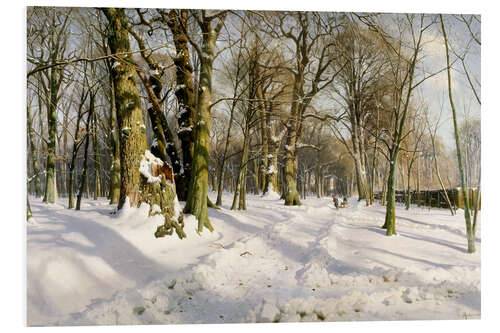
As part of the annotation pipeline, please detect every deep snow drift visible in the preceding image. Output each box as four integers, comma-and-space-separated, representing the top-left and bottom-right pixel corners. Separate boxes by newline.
27, 193, 480, 326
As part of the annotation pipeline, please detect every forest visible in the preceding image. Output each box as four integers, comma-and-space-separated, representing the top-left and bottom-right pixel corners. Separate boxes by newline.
26, 7, 481, 325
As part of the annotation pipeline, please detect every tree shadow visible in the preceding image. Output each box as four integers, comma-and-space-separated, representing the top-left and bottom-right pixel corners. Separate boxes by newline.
28, 209, 170, 285
208, 208, 264, 235
369, 210, 481, 242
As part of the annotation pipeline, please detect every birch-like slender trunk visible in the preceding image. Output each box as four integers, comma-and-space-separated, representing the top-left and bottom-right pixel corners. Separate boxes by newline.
108, 71, 121, 205
441, 15, 474, 252
27, 105, 42, 197
76, 93, 94, 211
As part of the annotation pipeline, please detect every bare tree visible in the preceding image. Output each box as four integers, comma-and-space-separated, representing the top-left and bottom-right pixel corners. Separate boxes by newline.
440, 14, 475, 253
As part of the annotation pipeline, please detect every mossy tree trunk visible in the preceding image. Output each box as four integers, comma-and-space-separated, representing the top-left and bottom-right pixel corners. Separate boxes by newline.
103, 8, 149, 209
103, 8, 186, 239
37, 10, 69, 204
184, 10, 227, 233
283, 76, 303, 206
27, 105, 42, 197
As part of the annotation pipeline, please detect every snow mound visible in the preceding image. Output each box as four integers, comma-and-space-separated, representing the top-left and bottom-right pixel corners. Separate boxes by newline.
261, 183, 280, 200
27, 217, 39, 226
139, 150, 164, 183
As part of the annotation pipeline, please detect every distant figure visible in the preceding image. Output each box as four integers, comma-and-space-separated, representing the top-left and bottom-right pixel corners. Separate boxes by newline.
333, 194, 339, 209
342, 197, 348, 208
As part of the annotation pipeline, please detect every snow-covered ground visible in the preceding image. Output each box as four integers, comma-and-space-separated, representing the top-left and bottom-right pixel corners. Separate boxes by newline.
27, 193, 480, 326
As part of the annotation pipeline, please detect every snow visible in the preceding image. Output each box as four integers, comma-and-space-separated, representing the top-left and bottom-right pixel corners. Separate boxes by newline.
201, 51, 212, 60
139, 150, 164, 184
177, 126, 193, 133
27, 217, 38, 226
175, 84, 186, 92
27, 194, 480, 326
262, 183, 280, 200
266, 164, 277, 175
172, 196, 182, 221
151, 137, 158, 148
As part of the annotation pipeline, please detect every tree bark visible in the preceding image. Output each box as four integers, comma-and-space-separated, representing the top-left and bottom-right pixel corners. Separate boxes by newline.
27, 105, 42, 197
166, 9, 196, 201
440, 15, 474, 252
76, 92, 94, 210
92, 110, 102, 200
103, 8, 185, 238
231, 131, 250, 210
184, 11, 226, 233
42, 65, 62, 204
68, 88, 87, 209
108, 68, 121, 205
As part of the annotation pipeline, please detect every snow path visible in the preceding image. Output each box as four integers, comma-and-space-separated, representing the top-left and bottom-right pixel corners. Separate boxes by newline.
27, 194, 480, 326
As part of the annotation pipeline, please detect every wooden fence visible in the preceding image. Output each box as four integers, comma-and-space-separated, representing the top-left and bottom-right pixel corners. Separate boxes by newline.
373, 188, 481, 210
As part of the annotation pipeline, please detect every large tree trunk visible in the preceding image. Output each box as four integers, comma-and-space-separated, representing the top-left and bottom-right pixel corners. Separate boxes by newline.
183, 12, 225, 233
103, 8, 185, 238
263, 113, 279, 195
166, 9, 196, 201
104, 8, 149, 208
